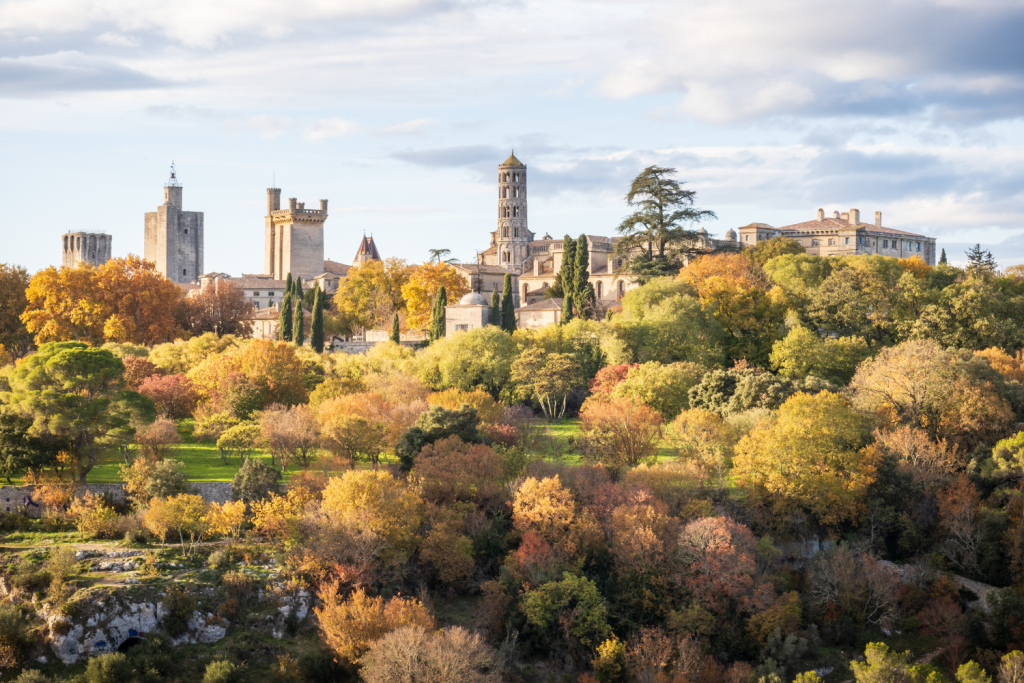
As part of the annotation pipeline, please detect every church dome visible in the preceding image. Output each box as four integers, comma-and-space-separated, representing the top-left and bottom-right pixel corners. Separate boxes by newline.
725, 228, 737, 241
459, 292, 489, 306
698, 227, 709, 235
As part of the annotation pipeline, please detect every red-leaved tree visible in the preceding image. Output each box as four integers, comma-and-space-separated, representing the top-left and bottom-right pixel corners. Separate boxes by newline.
138, 373, 201, 419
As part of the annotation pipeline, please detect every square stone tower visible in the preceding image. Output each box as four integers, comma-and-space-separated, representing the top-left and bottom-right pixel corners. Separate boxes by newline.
144, 164, 204, 283
264, 188, 328, 282
62, 232, 112, 268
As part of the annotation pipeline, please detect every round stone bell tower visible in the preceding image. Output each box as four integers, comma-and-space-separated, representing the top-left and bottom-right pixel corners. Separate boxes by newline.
496, 152, 530, 270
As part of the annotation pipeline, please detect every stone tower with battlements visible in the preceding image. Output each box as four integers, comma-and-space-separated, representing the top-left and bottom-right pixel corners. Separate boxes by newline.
144, 164, 204, 283
264, 188, 328, 282
494, 152, 531, 270
62, 232, 111, 268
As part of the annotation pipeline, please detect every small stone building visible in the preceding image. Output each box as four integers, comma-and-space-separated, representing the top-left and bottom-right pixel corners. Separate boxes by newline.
517, 298, 563, 329
445, 292, 491, 336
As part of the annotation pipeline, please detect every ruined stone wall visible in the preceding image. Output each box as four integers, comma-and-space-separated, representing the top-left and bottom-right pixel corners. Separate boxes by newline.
0, 482, 234, 517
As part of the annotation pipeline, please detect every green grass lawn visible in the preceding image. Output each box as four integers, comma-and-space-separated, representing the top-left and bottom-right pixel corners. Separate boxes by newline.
84, 422, 290, 484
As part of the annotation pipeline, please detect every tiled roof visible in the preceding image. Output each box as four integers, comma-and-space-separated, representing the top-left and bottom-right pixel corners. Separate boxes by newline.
226, 278, 287, 289
245, 307, 280, 320
774, 217, 927, 238
354, 235, 381, 261
500, 152, 524, 167
454, 263, 517, 275
323, 259, 351, 276
518, 298, 562, 311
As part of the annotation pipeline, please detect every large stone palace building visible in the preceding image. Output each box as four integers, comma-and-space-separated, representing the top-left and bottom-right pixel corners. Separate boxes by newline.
730, 208, 937, 265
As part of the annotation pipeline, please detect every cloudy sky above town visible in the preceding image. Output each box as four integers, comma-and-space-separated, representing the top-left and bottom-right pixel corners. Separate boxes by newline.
2, 0, 1024, 273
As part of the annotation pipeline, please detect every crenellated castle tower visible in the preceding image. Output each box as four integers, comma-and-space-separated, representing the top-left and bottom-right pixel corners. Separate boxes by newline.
264, 188, 328, 282
62, 232, 111, 268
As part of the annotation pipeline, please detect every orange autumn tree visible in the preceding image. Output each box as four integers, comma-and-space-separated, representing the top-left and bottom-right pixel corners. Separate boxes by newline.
23, 256, 183, 345
400, 262, 469, 330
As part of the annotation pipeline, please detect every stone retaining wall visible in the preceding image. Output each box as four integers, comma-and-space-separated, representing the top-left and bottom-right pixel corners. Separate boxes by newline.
0, 481, 235, 517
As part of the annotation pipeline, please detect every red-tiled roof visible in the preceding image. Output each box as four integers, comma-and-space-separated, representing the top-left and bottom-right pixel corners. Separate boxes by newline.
354, 236, 381, 261
770, 217, 927, 238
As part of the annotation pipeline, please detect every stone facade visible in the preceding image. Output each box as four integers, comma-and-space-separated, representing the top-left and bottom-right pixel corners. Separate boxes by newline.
517, 297, 563, 329
732, 208, 938, 265
264, 188, 328, 282
62, 232, 112, 268
144, 165, 204, 283
0, 482, 233, 517
472, 153, 636, 319
445, 292, 491, 335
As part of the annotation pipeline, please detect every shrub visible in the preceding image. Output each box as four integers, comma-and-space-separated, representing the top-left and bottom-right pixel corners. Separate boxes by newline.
46, 547, 77, 584
13, 671, 50, 683
123, 527, 149, 546
203, 660, 243, 683
121, 355, 161, 391
298, 649, 347, 683
84, 652, 132, 683
207, 550, 228, 570
359, 625, 503, 683
146, 459, 193, 500
135, 417, 183, 460
315, 585, 436, 663
231, 458, 281, 504
221, 570, 258, 605
69, 492, 120, 539
415, 435, 505, 509
578, 397, 663, 472
162, 585, 196, 638
0, 604, 27, 670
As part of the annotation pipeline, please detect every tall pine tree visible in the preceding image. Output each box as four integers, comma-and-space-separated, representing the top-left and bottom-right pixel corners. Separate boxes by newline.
501, 273, 516, 333
294, 276, 303, 299
279, 291, 293, 341
574, 234, 592, 318
561, 235, 576, 299
490, 289, 502, 328
390, 312, 401, 344
293, 297, 305, 346
285, 272, 293, 296
430, 286, 447, 341
310, 289, 325, 352
939, 248, 948, 265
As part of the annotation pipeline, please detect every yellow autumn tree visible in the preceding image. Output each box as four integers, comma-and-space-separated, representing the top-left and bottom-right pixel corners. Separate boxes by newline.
321, 470, 423, 558
205, 500, 247, 538
732, 391, 875, 526
315, 585, 435, 663
400, 262, 469, 330
333, 258, 412, 330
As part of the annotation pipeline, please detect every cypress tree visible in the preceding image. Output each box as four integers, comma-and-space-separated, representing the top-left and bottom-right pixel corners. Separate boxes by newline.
390, 312, 401, 344
279, 292, 293, 341
574, 234, 592, 318
293, 297, 305, 346
561, 292, 574, 325
548, 268, 564, 298
501, 273, 516, 333
561, 235, 576, 300
310, 289, 325, 352
490, 289, 502, 328
940, 248, 948, 265
430, 286, 447, 341
285, 272, 293, 295
294, 276, 303, 299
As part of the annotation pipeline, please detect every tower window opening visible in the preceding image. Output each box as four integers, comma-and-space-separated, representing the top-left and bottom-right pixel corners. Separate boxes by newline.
183, 269, 187, 276
514, 227, 519, 237
597, 281, 603, 298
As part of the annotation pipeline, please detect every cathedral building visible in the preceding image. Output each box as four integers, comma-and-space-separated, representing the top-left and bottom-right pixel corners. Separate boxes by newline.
465, 152, 636, 311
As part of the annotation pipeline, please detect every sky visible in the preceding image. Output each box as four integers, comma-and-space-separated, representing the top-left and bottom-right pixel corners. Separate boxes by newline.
2, 0, 1024, 274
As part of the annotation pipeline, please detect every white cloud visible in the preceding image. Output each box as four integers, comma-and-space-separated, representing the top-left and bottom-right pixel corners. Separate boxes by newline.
305, 117, 357, 140
227, 114, 295, 138
374, 118, 438, 135
95, 31, 139, 47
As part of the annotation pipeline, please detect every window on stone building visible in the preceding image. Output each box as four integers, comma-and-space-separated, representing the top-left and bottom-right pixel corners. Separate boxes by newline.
514, 173, 519, 182
183, 269, 187, 276
456, 324, 470, 332
811, 239, 819, 246
845, 237, 850, 245
828, 238, 835, 246
597, 281, 603, 298
503, 227, 509, 238
184, 228, 188, 234
883, 240, 889, 248
514, 227, 519, 237
917, 242, 921, 252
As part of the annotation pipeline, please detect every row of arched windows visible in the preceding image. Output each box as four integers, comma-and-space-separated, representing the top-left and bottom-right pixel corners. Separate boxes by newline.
501, 226, 521, 238
501, 173, 522, 182
501, 206, 522, 218
500, 187, 523, 199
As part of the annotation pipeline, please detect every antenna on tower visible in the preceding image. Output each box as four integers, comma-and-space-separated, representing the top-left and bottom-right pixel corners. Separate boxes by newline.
166, 161, 180, 188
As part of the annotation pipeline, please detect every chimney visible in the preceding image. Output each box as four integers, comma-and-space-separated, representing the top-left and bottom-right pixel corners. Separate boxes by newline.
849, 208, 860, 225
817, 208, 824, 221
841, 211, 849, 221
833, 211, 840, 219
875, 211, 882, 227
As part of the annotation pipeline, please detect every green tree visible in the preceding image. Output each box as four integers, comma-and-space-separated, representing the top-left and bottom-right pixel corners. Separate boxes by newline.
490, 289, 501, 328
415, 326, 519, 395
770, 326, 872, 384
501, 273, 516, 333
2, 342, 154, 483
510, 348, 585, 421
615, 166, 716, 281
395, 405, 483, 470
390, 312, 400, 343
293, 298, 305, 346
279, 292, 293, 342
574, 234, 592, 318
522, 572, 610, 650
310, 289, 325, 352
547, 265, 565, 299
940, 249, 947, 265
285, 272, 293, 294
966, 244, 997, 276
561, 292, 574, 326
427, 248, 458, 264
561, 235, 577, 298
429, 286, 447, 341
0, 263, 32, 358
610, 361, 705, 419
294, 276, 303, 298
748, 236, 806, 266
0, 412, 63, 484
957, 662, 991, 683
